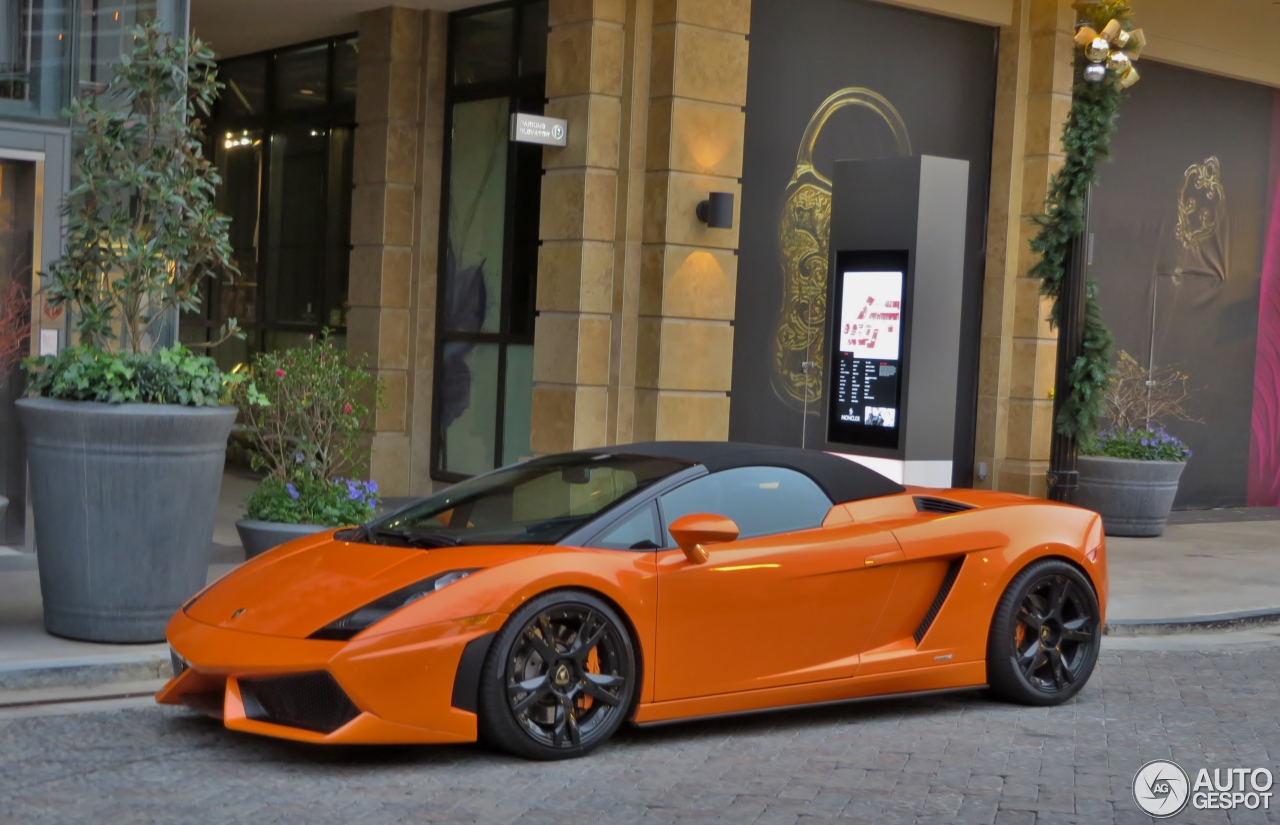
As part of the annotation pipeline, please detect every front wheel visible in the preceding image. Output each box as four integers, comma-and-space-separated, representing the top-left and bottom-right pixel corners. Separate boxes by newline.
478, 590, 636, 760
986, 559, 1100, 706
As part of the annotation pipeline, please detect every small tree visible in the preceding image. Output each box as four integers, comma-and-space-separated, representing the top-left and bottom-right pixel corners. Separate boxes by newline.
1102, 350, 1201, 431
43, 21, 237, 353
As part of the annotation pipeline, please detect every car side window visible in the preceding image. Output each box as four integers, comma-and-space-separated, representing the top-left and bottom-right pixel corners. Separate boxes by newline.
659, 467, 832, 542
588, 502, 663, 551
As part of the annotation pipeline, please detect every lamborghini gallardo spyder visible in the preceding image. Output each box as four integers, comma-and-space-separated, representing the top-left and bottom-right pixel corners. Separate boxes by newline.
159, 442, 1107, 760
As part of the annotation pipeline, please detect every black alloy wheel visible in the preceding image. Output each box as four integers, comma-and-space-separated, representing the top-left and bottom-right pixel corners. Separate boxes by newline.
987, 559, 1100, 706
478, 590, 636, 760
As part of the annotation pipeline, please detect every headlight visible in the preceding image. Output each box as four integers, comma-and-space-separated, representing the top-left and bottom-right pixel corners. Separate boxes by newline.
308, 569, 480, 641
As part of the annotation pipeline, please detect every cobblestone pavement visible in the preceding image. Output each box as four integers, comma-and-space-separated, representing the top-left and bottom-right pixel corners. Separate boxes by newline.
3, 643, 1280, 825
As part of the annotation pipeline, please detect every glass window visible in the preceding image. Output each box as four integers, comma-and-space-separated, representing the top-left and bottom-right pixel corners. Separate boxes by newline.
502, 344, 533, 465
275, 43, 328, 110
370, 455, 687, 547
332, 37, 358, 106
438, 342, 501, 477
660, 468, 833, 541
591, 504, 663, 551
264, 127, 329, 326
453, 8, 513, 86
435, 0, 547, 481
445, 97, 509, 334
0, 0, 71, 121
77, 0, 168, 93
0, 159, 35, 545
218, 57, 266, 119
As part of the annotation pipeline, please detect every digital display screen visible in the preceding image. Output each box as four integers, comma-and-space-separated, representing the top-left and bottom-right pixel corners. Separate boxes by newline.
827, 250, 909, 450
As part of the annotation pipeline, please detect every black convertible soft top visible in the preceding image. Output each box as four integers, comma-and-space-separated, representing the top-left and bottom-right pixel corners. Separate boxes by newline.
586, 441, 906, 504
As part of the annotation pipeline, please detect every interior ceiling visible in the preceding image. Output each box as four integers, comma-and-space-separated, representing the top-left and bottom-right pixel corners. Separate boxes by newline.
190, 0, 490, 58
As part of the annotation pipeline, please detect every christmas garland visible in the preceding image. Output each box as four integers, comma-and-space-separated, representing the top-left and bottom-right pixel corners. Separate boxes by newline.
1029, 1, 1142, 444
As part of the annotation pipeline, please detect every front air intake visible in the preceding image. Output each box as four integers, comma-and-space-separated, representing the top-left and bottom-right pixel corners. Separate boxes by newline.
914, 496, 976, 515
914, 557, 965, 644
239, 672, 360, 734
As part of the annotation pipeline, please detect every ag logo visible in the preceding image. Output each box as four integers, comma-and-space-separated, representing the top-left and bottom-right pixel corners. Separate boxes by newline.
1134, 760, 1191, 818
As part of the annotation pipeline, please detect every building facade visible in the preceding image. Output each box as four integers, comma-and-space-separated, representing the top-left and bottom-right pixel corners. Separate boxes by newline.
0, 0, 188, 545
6, 0, 1280, 547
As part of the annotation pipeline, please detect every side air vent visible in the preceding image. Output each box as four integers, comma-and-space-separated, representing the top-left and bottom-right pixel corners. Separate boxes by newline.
914, 557, 965, 645
914, 496, 976, 515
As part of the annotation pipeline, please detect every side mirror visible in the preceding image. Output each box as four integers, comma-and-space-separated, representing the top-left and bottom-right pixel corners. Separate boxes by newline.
668, 513, 740, 564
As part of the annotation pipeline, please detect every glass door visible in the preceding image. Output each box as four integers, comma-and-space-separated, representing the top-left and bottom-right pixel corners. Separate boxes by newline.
0, 157, 36, 545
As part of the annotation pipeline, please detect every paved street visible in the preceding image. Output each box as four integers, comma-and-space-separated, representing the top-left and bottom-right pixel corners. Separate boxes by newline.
3, 638, 1280, 825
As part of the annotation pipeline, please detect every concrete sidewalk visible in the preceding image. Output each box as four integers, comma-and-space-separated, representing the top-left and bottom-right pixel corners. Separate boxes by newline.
2, 478, 1279, 695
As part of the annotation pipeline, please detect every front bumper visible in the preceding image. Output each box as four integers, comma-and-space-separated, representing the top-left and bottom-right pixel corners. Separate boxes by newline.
158, 608, 507, 745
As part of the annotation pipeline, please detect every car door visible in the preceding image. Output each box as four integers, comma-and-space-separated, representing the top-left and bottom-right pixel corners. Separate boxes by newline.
653, 467, 904, 701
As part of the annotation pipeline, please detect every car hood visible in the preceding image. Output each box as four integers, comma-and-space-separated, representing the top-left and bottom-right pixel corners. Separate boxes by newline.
185, 530, 544, 638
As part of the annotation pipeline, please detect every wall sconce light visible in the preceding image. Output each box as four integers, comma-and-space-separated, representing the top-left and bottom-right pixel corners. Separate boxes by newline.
696, 192, 735, 229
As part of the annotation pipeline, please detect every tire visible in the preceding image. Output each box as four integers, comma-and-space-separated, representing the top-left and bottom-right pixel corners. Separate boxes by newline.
478, 590, 637, 760
986, 559, 1101, 706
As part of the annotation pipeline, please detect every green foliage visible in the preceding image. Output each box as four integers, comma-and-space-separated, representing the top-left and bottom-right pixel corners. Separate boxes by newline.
1029, 41, 1126, 444
42, 21, 239, 354
232, 332, 383, 524
1081, 426, 1192, 462
245, 475, 380, 527
22, 344, 249, 406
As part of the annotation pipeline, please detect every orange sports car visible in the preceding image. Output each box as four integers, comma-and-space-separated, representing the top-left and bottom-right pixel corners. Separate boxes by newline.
159, 442, 1107, 760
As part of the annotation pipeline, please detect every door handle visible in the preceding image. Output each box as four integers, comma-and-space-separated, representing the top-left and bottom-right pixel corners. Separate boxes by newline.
864, 550, 905, 567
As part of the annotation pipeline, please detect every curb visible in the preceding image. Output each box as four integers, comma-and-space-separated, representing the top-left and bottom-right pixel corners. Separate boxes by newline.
1105, 608, 1280, 637
0, 652, 172, 693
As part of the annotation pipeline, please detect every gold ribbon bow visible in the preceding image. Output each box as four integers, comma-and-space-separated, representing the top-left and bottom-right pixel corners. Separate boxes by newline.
1074, 17, 1145, 88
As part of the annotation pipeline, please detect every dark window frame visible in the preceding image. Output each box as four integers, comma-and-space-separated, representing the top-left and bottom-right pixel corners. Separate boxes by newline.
432, 0, 548, 483
186, 33, 358, 357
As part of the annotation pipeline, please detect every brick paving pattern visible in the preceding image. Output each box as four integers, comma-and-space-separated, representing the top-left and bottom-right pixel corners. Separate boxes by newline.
2, 645, 1280, 824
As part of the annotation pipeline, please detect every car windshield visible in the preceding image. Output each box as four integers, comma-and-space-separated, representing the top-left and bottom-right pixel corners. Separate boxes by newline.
362, 453, 690, 548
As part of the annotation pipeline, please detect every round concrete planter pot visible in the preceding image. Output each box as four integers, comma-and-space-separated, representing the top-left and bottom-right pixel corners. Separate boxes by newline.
16, 397, 237, 643
235, 519, 330, 559
1075, 455, 1188, 538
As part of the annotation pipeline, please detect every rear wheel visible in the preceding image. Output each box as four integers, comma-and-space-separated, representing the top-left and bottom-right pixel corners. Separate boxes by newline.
987, 559, 1100, 706
478, 590, 636, 760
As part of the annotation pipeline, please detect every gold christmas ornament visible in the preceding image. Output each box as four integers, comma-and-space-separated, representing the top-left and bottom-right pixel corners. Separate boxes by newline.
1073, 13, 1143, 88
1086, 37, 1110, 63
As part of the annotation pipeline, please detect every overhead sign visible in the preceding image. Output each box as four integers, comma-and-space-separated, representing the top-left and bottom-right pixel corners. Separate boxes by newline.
511, 113, 568, 147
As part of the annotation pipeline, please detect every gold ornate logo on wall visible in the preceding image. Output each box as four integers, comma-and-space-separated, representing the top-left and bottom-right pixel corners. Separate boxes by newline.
1175, 155, 1225, 253
770, 89, 912, 411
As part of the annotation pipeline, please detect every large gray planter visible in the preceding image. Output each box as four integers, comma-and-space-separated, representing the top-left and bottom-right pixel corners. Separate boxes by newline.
235, 519, 329, 559
1075, 455, 1188, 538
16, 398, 237, 642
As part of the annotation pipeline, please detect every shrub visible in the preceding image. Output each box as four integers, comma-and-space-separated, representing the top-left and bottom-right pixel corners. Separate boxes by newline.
23, 345, 243, 406
245, 475, 379, 527
1082, 426, 1192, 462
233, 332, 382, 526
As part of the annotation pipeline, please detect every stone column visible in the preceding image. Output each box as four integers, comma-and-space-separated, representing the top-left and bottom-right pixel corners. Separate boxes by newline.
530, 0, 626, 454
973, 0, 1074, 497
633, 0, 747, 442
349, 7, 447, 495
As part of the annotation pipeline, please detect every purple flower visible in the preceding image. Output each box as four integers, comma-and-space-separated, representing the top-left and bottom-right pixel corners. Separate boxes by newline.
1140, 439, 1149, 447
294, 452, 304, 464
286, 483, 299, 500
364, 480, 378, 494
